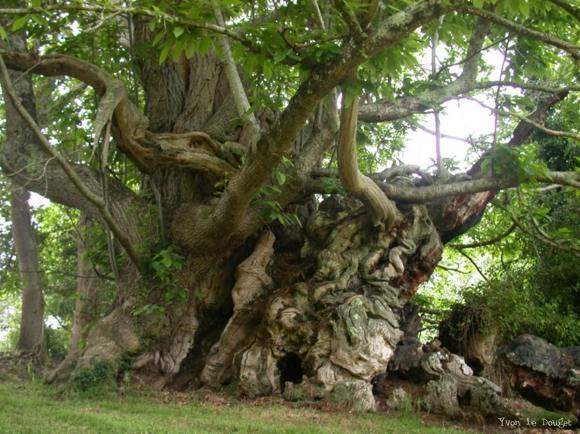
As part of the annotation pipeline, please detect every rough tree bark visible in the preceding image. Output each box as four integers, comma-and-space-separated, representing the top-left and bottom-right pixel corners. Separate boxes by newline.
10, 180, 46, 364
69, 213, 100, 353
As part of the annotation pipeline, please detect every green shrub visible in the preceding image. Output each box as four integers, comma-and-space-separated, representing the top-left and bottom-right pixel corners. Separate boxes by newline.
70, 361, 116, 392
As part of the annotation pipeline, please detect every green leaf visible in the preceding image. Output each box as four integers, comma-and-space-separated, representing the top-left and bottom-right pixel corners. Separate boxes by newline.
184, 41, 196, 59
173, 26, 185, 38
30, 14, 44, 25
519, 0, 529, 16
275, 171, 286, 185
12, 16, 29, 31
152, 32, 164, 46
263, 61, 273, 79
198, 37, 212, 55
159, 44, 171, 64
170, 39, 184, 61
0, 25, 7, 41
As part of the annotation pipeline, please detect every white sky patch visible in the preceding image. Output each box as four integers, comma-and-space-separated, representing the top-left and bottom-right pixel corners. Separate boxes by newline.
403, 98, 496, 171
29, 192, 50, 208
402, 48, 506, 171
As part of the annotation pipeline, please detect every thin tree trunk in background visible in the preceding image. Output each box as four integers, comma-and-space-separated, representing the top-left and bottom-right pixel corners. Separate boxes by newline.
10, 180, 45, 363
69, 213, 99, 352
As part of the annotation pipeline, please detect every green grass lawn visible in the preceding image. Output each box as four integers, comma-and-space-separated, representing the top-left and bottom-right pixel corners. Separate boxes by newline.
0, 379, 471, 434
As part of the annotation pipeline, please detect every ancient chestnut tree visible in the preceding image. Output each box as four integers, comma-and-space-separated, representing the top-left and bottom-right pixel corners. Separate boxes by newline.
0, 0, 578, 411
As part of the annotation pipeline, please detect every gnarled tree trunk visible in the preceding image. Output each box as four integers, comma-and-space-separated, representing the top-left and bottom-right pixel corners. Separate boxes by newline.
1, 1, 577, 419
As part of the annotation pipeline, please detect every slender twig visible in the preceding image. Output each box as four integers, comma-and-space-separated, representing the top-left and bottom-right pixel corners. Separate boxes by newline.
449, 223, 516, 249
495, 202, 580, 256
416, 124, 470, 143
308, 0, 326, 30
15, 269, 113, 280
431, 16, 444, 178
0, 5, 250, 46
458, 6, 580, 60
465, 96, 580, 141
456, 248, 491, 283
436, 264, 470, 274
491, 45, 509, 150
86, 8, 125, 32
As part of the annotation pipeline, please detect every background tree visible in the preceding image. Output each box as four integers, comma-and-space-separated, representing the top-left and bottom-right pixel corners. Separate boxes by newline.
0, 0, 578, 412
434, 105, 579, 377
10, 181, 45, 363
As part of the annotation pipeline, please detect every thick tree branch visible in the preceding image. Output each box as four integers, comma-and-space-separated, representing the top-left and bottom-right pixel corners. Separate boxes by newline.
358, 78, 576, 122
338, 95, 400, 227
358, 10, 578, 125
0, 50, 238, 177
425, 86, 571, 242
308, 170, 579, 202
208, 0, 456, 240
360, 16, 490, 123
0, 54, 143, 271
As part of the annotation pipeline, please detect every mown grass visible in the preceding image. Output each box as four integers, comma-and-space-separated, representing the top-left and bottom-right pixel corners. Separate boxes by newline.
0, 378, 470, 434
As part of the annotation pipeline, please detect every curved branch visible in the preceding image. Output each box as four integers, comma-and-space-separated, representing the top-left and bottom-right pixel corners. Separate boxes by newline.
338, 95, 400, 227
378, 171, 579, 202
0, 54, 143, 271
456, 248, 491, 284
360, 16, 490, 123
0, 50, 238, 177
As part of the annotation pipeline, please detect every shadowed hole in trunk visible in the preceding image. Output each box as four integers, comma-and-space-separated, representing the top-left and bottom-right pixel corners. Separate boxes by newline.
458, 388, 472, 407
277, 353, 303, 392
